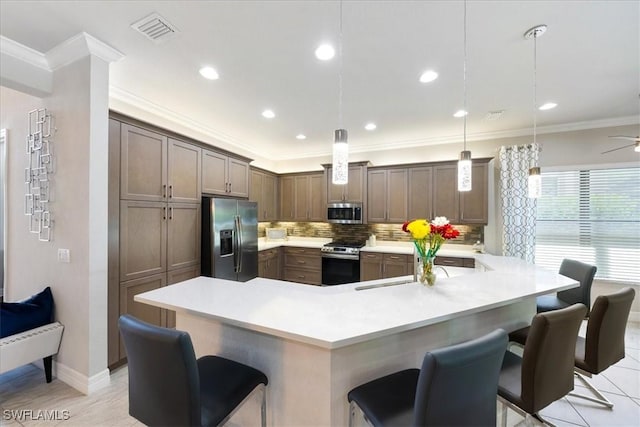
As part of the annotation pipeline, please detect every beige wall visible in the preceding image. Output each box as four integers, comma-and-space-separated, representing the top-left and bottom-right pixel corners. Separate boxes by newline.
0, 54, 110, 389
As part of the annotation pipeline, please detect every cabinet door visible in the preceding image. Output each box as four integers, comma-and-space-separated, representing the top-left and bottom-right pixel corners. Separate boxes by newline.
250, 170, 264, 220
120, 201, 167, 281
263, 173, 278, 221
387, 169, 408, 223
168, 139, 201, 203
119, 273, 166, 358
360, 252, 383, 281
167, 203, 201, 271
383, 254, 410, 278
120, 124, 167, 201
228, 158, 249, 198
367, 170, 387, 222
309, 173, 325, 221
326, 167, 345, 203
459, 163, 488, 224
202, 149, 228, 195
408, 167, 433, 219
294, 176, 309, 220
433, 165, 459, 223
280, 176, 295, 220
347, 166, 365, 202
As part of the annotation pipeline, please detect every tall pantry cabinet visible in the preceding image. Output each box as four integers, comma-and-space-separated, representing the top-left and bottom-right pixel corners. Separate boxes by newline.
108, 118, 202, 367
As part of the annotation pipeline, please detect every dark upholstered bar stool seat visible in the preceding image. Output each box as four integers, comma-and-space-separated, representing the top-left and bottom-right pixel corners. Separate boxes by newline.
499, 304, 587, 426
537, 259, 596, 316
511, 287, 635, 409
119, 315, 268, 427
347, 329, 508, 427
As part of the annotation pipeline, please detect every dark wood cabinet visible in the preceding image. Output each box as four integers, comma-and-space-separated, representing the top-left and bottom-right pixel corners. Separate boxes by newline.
283, 247, 321, 285
360, 252, 414, 281
326, 164, 366, 203
367, 168, 408, 223
259, 248, 281, 280
433, 164, 459, 223
251, 169, 278, 221
280, 172, 325, 221
202, 149, 249, 198
459, 163, 488, 224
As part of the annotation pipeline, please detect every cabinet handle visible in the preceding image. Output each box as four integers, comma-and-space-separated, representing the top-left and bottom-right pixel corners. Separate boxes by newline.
169, 207, 173, 220
162, 184, 167, 198
297, 260, 306, 264
163, 207, 167, 220
228, 182, 232, 193
389, 256, 400, 260
297, 275, 305, 279
169, 185, 173, 199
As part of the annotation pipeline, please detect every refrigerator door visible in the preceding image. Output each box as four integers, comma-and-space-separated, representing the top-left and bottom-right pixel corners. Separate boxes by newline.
211, 198, 238, 281
236, 200, 258, 282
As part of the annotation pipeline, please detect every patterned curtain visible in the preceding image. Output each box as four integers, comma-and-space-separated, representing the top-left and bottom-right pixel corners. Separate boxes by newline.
498, 144, 540, 262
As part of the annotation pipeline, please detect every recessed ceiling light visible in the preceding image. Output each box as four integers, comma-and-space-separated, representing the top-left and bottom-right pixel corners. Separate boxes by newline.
419, 70, 438, 83
199, 66, 219, 80
364, 123, 377, 131
453, 110, 468, 118
539, 102, 557, 110
315, 44, 335, 60
296, 134, 307, 140
262, 109, 275, 119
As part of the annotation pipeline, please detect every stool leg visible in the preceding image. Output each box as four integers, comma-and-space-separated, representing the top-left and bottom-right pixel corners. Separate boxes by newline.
261, 384, 267, 427
43, 356, 53, 383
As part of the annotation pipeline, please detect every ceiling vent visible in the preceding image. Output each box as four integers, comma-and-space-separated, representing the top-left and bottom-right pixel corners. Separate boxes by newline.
131, 13, 179, 43
485, 110, 505, 121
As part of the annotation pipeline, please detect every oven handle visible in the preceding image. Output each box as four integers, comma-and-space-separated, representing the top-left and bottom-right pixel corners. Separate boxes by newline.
322, 253, 360, 261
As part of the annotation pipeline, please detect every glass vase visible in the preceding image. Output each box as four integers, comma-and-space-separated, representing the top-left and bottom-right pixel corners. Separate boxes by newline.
418, 256, 437, 286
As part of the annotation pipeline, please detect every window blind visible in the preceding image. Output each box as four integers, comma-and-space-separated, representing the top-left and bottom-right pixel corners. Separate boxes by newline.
535, 167, 640, 283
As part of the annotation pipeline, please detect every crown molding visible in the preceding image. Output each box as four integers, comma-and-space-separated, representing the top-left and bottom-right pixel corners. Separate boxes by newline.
109, 85, 256, 154
46, 32, 124, 70
0, 36, 49, 70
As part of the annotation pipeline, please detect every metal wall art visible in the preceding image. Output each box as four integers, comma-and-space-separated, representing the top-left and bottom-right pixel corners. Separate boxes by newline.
24, 109, 54, 242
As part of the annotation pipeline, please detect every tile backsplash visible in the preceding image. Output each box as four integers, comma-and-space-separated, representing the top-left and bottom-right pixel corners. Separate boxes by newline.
259, 221, 483, 245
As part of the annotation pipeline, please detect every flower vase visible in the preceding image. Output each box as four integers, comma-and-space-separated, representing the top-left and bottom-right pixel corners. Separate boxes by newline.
418, 256, 437, 286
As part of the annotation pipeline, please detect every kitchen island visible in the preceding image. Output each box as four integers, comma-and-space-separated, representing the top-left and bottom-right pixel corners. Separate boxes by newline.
135, 253, 577, 426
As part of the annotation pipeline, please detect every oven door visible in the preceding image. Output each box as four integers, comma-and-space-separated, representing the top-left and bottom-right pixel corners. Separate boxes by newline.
322, 255, 360, 285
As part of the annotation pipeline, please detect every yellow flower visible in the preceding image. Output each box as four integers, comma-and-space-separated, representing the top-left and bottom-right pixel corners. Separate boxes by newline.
406, 219, 430, 240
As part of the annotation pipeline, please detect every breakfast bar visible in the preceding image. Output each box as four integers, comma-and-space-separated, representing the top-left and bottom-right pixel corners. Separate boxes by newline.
135, 253, 577, 426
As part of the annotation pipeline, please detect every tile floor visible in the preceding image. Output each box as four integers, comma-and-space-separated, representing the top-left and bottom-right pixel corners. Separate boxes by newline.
1, 321, 639, 426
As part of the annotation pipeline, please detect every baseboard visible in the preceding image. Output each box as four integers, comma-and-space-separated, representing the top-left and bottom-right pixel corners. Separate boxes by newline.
54, 362, 110, 395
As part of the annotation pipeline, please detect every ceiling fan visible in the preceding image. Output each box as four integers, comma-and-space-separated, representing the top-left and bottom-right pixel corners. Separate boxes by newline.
601, 136, 640, 154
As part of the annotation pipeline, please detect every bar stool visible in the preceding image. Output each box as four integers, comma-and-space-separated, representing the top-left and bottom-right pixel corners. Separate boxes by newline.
347, 329, 508, 426
537, 259, 596, 316
119, 315, 268, 426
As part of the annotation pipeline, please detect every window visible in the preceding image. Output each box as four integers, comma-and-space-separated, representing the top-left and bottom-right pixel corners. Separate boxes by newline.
535, 166, 640, 283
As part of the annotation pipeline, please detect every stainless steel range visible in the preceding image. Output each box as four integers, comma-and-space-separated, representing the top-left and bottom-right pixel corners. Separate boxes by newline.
321, 241, 365, 285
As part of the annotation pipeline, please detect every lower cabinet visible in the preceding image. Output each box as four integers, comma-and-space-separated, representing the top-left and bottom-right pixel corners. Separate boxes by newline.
283, 247, 321, 285
360, 252, 414, 281
434, 256, 475, 268
165, 265, 201, 328
258, 248, 281, 280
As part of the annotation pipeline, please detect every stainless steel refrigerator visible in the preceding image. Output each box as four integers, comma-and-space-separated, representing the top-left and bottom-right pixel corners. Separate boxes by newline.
201, 197, 258, 281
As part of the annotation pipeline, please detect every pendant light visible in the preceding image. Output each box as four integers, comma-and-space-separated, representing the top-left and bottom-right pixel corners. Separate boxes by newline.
332, 0, 348, 185
457, 0, 472, 192
524, 24, 546, 198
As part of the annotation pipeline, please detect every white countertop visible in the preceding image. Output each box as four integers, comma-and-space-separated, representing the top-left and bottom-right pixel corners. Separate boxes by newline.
136, 252, 577, 349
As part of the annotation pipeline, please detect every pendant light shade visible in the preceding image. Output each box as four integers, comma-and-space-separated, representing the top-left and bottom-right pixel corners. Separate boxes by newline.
457, 150, 472, 192
332, 1, 348, 185
525, 24, 546, 199
332, 129, 348, 185
457, 0, 472, 192
528, 166, 542, 198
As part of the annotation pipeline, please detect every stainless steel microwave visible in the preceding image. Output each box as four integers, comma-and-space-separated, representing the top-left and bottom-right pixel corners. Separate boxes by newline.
327, 203, 363, 224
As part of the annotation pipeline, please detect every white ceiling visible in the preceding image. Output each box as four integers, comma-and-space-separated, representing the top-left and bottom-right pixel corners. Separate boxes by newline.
1, 1, 639, 162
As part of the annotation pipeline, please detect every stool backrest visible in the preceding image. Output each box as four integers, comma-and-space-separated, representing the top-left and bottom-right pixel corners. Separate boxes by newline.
413, 329, 508, 426
119, 315, 201, 426
521, 303, 587, 413
557, 259, 597, 312
584, 287, 635, 373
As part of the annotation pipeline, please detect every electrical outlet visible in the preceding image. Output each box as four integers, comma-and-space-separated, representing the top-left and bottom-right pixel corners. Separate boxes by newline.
57, 248, 70, 263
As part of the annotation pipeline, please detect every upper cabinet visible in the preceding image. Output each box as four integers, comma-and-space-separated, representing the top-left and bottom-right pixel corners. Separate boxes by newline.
432, 164, 459, 223
120, 124, 201, 204
407, 166, 433, 220
279, 172, 325, 221
367, 168, 408, 223
202, 149, 249, 198
250, 168, 278, 221
326, 163, 367, 203
459, 162, 488, 224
